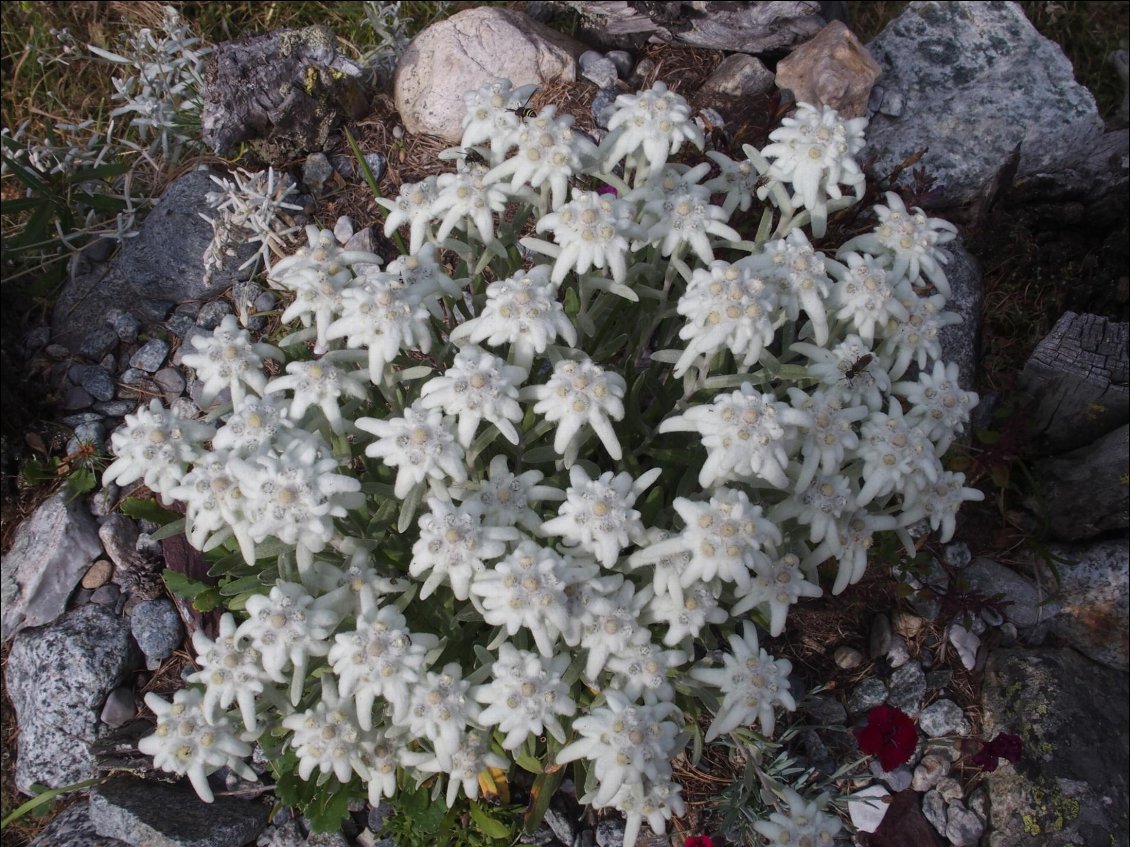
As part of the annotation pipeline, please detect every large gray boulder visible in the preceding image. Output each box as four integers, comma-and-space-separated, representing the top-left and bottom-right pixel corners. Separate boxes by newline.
8, 603, 140, 793
29, 803, 128, 847
1, 491, 102, 641
865, 2, 1109, 207
1045, 539, 1130, 671
1031, 424, 1129, 541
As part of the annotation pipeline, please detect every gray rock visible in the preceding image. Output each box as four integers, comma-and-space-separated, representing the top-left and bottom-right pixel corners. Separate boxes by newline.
2, 491, 103, 640
68, 422, 106, 456
578, 51, 618, 90
870, 761, 913, 792
594, 817, 625, 847
803, 693, 847, 726
23, 325, 51, 353
113, 312, 142, 344
196, 300, 232, 330
75, 365, 117, 402
912, 753, 951, 792
869, 613, 892, 659
591, 86, 620, 129
29, 803, 129, 847
154, 367, 187, 400
604, 50, 632, 79
834, 645, 863, 669
343, 227, 374, 254
130, 598, 184, 670
543, 806, 577, 846
847, 677, 888, 715
886, 634, 911, 669
130, 339, 170, 373
936, 239, 982, 392
63, 412, 104, 428
982, 646, 1129, 846
945, 803, 984, 847
865, 2, 1106, 207
847, 784, 891, 834
65, 385, 95, 410
394, 8, 584, 142
921, 789, 947, 836
257, 820, 305, 847
100, 686, 137, 728
1045, 539, 1129, 670
8, 604, 140, 792
1032, 424, 1129, 542
95, 400, 138, 418
81, 326, 121, 361
517, 822, 556, 845
918, 699, 969, 737
304, 832, 350, 847
936, 776, 964, 803
167, 313, 197, 338
90, 776, 269, 847
942, 541, 972, 570
137, 299, 176, 322
91, 584, 123, 608
887, 662, 926, 716
303, 152, 334, 194
962, 557, 1058, 630
1018, 312, 1128, 453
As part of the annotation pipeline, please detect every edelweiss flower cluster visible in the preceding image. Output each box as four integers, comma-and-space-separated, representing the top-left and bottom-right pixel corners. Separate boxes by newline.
108, 76, 982, 844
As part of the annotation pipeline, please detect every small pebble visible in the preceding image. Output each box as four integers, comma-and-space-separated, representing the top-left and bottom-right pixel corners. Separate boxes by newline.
166, 313, 196, 337
130, 598, 185, 670
948, 623, 981, 670
77, 365, 116, 402
887, 634, 912, 668
918, 698, 970, 737
79, 327, 119, 361
129, 338, 169, 373
605, 49, 633, 79
154, 367, 186, 398
936, 776, 964, 803
63, 385, 94, 411
100, 686, 136, 728
137, 299, 174, 321
303, 151, 334, 194
869, 613, 892, 658
847, 784, 890, 834
81, 559, 115, 590
870, 761, 913, 792
196, 300, 232, 330
334, 216, 355, 244
922, 789, 947, 835
893, 610, 924, 638
847, 678, 888, 715
90, 584, 122, 607
834, 645, 864, 670
946, 803, 985, 847
912, 753, 951, 792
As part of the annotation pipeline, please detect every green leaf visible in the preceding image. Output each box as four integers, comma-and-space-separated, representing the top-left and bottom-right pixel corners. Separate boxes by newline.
161, 569, 213, 602
150, 517, 187, 542
522, 766, 565, 834
1, 777, 103, 829
66, 467, 97, 497
192, 587, 222, 613
120, 497, 179, 525
469, 802, 510, 839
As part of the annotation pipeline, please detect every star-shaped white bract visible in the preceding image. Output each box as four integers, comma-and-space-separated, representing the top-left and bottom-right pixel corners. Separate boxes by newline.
103, 399, 215, 495
786, 388, 869, 490
643, 185, 742, 264
419, 345, 526, 446
805, 510, 899, 595
281, 676, 374, 784
399, 729, 509, 807
180, 314, 283, 407
357, 402, 466, 499
729, 551, 823, 637
460, 78, 539, 156
457, 454, 565, 533
792, 334, 892, 412
211, 396, 291, 455
430, 166, 510, 245
404, 662, 480, 766
377, 176, 440, 254
601, 81, 704, 178
187, 612, 267, 731
738, 228, 836, 346
535, 189, 641, 284
895, 360, 978, 453
832, 250, 911, 344
485, 105, 597, 209
879, 290, 962, 379
264, 356, 369, 435
646, 580, 729, 647
409, 497, 517, 600
473, 644, 575, 750
529, 356, 627, 465
856, 400, 941, 507
605, 639, 687, 704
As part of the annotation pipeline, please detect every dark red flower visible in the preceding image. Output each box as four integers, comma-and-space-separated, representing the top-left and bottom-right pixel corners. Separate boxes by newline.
684, 837, 715, 847
855, 704, 918, 771
972, 732, 1022, 771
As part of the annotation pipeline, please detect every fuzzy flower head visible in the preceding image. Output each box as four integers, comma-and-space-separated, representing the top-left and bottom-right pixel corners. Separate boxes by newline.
138, 688, 255, 803
410, 497, 517, 600
450, 266, 577, 373
880, 290, 962, 379
602, 81, 704, 177
103, 399, 214, 494
187, 613, 266, 731
704, 149, 765, 215
430, 166, 511, 245
646, 580, 729, 647
400, 729, 509, 807
760, 102, 867, 237
895, 360, 978, 453
540, 465, 661, 566
833, 250, 911, 343
740, 229, 835, 345
461, 79, 540, 155
535, 189, 641, 284
377, 176, 440, 254
264, 357, 369, 435
529, 357, 627, 465
180, 314, 283, 407
419, 346, 526, 446
281, 676, 373, 784
485, 106, 597, 208
170, 453, 249, 565
606, 639, 687, 704
730, 551, 823, 637
787, 388, 869, 490
211, 396, 291, 455
458, 454, 565, 533
903, 470, 984, 543
752, 787, 842, 847
358, 402, 466, 499
405, 663, 480, 765
643, 186, 742, 264
793, 334, 892, 412
473, 644, 576, 749
856, 400, 940, 507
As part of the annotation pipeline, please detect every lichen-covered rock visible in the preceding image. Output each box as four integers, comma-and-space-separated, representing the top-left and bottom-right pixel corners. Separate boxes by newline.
28, 803, 128, 847
8, 604, 140, 793
394, 7, 584, 142
1044, 539, 1129, 671
1030, 424, 1129, 541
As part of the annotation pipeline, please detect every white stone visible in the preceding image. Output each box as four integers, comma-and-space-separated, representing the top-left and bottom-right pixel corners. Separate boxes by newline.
948, 622, 980, 670
848, 784, 891, 833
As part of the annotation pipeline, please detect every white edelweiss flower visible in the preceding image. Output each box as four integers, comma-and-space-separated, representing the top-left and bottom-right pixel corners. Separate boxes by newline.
461, 78, 539, 156
895, 360, 978, 453
738, 228, 836, 345
169, 450, 250, 557
631, 488, 782, 595
386, 242, 463, 302
449, 266, 577, 373
484, 106, 597, 209
839, 191, 958, 294
307, 552, 407, 619
535, 189, 642, 284
579, 579, 651, 682
410, 497, 518, 600
138, 688, 256, 803
610, 779, 686, 847
759, 101, 867, 237
362, 727, 407, 805
455, 454, 565, 533
404, 662, 480, 765
773, 474, 857, 549
469, 539, 582, 657
689, 621, 795, 740
325, 267, 434, 380
473, 644, 575, 750
180, 314, 283, 406
560, 567, 621, 648
430, 165, 511, 245
419, 346, 526, 446
729, 551, 823, 636
329, 603, 439, 729
832, 250, 911, 343
229, 434, 361, 566
704, 149, 765, 215
806, 510, 899, 594
528, 356, 627, 465
263, 356, 369, 435
752, 788, 842, 847
277, 264, 355, 356
377, 176, 440, 254
659, 383, 811, 489
237, 581, 341, 703
556, 690, 682, 807
103, 399, 214, 494
601, 81, 704, 177
786, 388, 869, 490
357, 402, 466, 499
269, 224, 384, 286
900, 470, 984, 544
281, 676, 374, 785
646, 579, 728, 647
791, 334, 892, 412
642, 185, 742, 264
879, 289, 962, 379
674, 259, 780, 377
606, 639, 687, 704
211, 396, 291, 455
627, 527, 695, 605
187, 612, 267, 731
400, 729, 509, 807
857, 400, 941, 507
540, 465, 661, 566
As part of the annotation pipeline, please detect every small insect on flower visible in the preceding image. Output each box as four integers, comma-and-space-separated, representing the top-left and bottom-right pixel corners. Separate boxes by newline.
509, 105, 538, 119
458, 147, 489, 168
842, 352, 875, 383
